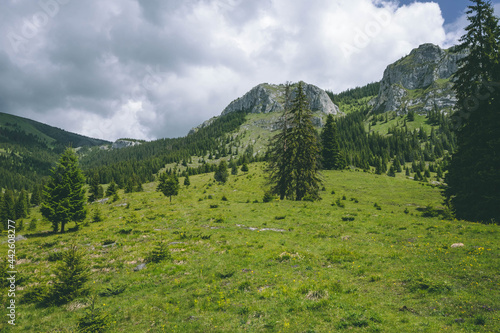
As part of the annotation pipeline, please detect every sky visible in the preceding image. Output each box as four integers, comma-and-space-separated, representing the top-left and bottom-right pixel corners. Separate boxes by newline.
1, 0, 499, 142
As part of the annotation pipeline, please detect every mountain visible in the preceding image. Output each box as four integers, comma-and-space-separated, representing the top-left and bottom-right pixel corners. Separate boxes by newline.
192, 82, 341, 136
222, 82, 341, 116
0, 112, 110, 148
372, 43, 467, 115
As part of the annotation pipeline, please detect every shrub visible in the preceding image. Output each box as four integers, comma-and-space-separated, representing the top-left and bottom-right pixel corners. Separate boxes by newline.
421, 204, 439, 217
102, 239, 115, 246
145, 240, 172, 263
47, 251, 64, 262
335, 198, 345, 208
99, 283, 127, 297
76, 296, 109, 332
92, 208, 103, 223
263, 191, 274, 203
28, 218, 37, 231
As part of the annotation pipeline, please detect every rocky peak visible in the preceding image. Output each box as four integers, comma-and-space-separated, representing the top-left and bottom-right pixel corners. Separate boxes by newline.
373, 43, 467, 114
221, 82, 341, 116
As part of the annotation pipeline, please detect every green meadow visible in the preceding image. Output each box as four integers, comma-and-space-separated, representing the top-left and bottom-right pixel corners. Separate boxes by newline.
2, 163, 499, 332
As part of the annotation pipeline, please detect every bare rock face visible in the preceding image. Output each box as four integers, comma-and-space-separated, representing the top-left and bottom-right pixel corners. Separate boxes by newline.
373, 43, 467, 114
221, 82, 341, 116
112, 139, 142, 149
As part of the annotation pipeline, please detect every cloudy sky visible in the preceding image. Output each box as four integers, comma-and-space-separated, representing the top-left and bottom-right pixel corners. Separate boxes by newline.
1, 0, 499, 141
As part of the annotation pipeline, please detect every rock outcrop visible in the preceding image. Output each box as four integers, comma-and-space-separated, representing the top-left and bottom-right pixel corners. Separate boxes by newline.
112, 139, 142, 149
373, 43, 467, 114
221, 82, 341, 116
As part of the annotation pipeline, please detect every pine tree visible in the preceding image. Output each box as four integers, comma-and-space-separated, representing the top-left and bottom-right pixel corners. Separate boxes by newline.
446, 0, 500, 222
88, 172, 102, 203
14, 190, 29, 219
230, 162, 238, 175
321, 114, 341, 170
214, 160, 229, 184
105, 180, 118, 197
157, 172, 179, 202
1, 190, 15, 229
30, 184, 43, 207
184, 174, 191, 187
50, 245, 90, 305
290, 83, 321, 200
267, 82, 321, 201
41, 148, 87, 233
266, 82, 297, 200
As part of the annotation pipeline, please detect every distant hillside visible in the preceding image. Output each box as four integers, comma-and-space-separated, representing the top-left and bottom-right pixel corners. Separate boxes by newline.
0, 112, 110, 191
0, 112, 110, 148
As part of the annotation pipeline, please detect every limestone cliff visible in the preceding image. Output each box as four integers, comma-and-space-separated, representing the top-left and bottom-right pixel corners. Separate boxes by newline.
221, 82, 341, 116
372, 43, 467, 114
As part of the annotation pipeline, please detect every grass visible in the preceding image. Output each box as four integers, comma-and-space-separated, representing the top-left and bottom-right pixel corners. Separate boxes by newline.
1, 163, 499, 332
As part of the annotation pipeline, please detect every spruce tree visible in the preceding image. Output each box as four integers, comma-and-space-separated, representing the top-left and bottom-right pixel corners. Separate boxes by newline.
1, 190, 15, 229
105, 180, 117, 197
230, 162, 238, 175
267, 82, 296, 199
445, 0, 500, 222
41, 148, 87, 233
50, 245, 90, 305
157, 172, 179, 202
14, 190, 29, 219
184, 174, 191, 187
214, 160, 229, 184
267, 82, 321, 201
321, 114, 341, 170
290, 82, 321, 200
30, 184, 43, 206
88, 172, 102, 202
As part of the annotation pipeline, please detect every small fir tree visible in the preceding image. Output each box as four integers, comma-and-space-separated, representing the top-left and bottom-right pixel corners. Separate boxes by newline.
41, 148, 87, 233
214, 160, 229, 184
184, 174, 191, 187
49, 245, 90, 305
105, 180, 117, 197
157, 172, 179, 202
88, 172, 102, 203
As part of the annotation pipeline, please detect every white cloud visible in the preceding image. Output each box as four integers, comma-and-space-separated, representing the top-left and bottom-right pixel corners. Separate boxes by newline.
0, 0, 458, 141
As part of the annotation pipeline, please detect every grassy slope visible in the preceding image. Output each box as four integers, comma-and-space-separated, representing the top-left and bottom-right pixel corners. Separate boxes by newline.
3, 163, 499, 332
367, 114, 437, 135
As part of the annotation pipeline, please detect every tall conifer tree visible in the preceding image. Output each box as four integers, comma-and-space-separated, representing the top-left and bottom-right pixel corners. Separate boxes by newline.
267, 82, 321, 201
446, 0, 500, 222
267, 82, 295, 199
41, 148, 87, 233
321, 114, 341, 170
